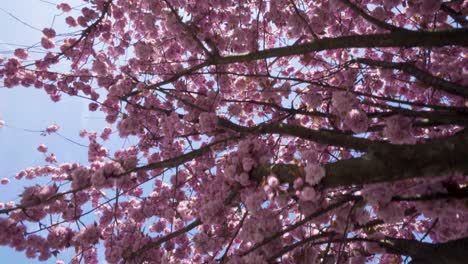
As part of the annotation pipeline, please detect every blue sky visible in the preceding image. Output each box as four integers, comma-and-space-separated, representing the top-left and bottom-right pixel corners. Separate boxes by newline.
0, 0, 107, 262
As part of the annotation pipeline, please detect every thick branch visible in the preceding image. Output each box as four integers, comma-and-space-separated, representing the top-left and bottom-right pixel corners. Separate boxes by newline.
269, 236, 468, 264
217, 118, 391, 152
391, 186, 468, 202
353, 58, 468, 98
135, 29, 468, 96
441, 3, 468, 27
322, 130, 468, 187
132, 136, 237, 172
222, 99, 329, 118
382, 236, 468, 264
252, 130, 468, 188
212, 29, 468, 65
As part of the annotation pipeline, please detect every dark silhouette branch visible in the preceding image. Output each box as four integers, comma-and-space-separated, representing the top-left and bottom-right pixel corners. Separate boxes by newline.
218, 118, 391, 152
353, 58, 468, 98
250, 129, 468, 188
441, 3, 468, 27
212, 29, 468, 65
131, 29, 468, 97
339, 0, 409, 32
381, 236, 468, 264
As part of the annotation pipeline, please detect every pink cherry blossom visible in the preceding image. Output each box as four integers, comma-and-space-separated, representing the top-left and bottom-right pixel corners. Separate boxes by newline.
57, 3, 72, 12
42, 28, 56, 38
45, 123, 59, 134
304, 163, 325, 186
72, 224, 101, 246
134, 41, 154, 59
300, 187, 317, 201
14, 49, 28, 60
331, 91, 358, 117
41, 37, 55, 49
383, 115, 416, 144
65, 16, 77, 27
37, 144, 48, 153
267, 175, 279, 187
0, 178, 10, 185
344, 108, 369, 134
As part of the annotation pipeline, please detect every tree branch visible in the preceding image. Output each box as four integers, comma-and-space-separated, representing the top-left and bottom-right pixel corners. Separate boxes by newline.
126, 219, 202, 261
322, 129, 468, 187
217, 118, 391, 152
381, 236, 468, 264
391, 186, 468, 202
212, 29, 468, 65
339, 0, 409, 32
441, 3, 468, 27
239, 195, 359, 257
134, 29, 468, 96
131, 136, 237, 173
127, 183, 242, 261
353, 58, 468, 98
251, 130, 468, 188
266, 232, 338, 262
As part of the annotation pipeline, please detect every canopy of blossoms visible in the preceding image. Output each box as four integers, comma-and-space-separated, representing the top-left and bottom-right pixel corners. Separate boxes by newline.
0, 0, 467, 263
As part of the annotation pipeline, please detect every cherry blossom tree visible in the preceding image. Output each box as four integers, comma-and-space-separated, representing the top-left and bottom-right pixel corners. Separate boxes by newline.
0, 0, 467, 263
